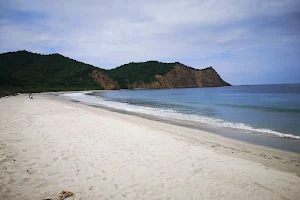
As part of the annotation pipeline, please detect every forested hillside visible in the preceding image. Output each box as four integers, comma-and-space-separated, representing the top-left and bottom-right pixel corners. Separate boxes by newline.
0, 51, 103, 96
0, 51, 230, 97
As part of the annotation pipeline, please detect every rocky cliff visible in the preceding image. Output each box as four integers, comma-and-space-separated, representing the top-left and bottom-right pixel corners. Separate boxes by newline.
91, 70, 120, 90
0, 51, 230, 96
115, 64, 230, 89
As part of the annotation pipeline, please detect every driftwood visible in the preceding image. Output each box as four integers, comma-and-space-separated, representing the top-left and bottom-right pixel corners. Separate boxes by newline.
43, 190, 74, 200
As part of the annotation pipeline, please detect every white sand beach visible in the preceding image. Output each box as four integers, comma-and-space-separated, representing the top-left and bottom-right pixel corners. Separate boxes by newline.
0, 94, 300, 200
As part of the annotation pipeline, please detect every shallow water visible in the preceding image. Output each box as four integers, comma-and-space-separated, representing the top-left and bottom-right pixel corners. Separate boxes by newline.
61, 84, 300, 152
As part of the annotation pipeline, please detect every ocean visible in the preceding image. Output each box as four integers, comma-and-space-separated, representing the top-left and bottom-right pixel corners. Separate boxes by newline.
60, 84, 300, 153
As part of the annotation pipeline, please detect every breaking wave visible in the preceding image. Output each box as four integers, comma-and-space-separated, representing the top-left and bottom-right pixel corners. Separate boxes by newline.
60, 92, 300, 140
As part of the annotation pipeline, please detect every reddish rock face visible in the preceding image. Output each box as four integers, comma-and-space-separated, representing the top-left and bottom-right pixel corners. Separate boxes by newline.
91, 70, 120, 90
127, 64, 230, 89
92, 64, 230, 90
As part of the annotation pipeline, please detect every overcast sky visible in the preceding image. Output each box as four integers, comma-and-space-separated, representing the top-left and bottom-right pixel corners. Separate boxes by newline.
0, 0, 299, 85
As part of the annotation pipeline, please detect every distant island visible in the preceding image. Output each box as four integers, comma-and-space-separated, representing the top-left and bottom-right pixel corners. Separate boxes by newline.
0, 50, 230, 96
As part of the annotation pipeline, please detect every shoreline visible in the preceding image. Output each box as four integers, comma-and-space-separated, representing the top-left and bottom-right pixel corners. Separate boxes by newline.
57, 94, 300, 175
1, 94, 300, 199
60, 91, 300, 153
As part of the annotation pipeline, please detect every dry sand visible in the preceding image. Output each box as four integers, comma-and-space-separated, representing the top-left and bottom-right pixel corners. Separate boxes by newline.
0, 94, 300, 200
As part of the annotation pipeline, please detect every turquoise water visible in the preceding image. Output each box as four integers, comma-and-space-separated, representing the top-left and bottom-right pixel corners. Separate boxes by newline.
61, 84, 300, 152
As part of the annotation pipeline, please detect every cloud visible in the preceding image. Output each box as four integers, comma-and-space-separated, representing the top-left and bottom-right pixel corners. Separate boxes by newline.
0, 0, 300, 84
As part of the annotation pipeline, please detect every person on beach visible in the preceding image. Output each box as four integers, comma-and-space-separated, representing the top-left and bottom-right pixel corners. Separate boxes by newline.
29, 93, 33, 99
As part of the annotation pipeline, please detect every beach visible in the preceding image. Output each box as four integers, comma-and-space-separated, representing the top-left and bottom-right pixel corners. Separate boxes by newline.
0, 94, 300, 200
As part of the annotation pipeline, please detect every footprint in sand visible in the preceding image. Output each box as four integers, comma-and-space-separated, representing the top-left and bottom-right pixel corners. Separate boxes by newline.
21, 177, 30, 183
114, 184, 119, 190
76, 169, 81, 175
27, 169, 37, 175
7, 178, 16, 184
89, 186, 94, 191
62, 156, 69, 161
0, 157, 9, 164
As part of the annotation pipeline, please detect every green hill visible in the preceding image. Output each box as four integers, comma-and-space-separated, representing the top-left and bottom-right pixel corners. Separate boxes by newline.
0, 50, 230, 97
105, 61, 176, 89
0, 50, 103, 96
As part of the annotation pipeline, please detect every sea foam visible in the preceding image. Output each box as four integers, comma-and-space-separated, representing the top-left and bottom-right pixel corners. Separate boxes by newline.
61, 92, 300, 140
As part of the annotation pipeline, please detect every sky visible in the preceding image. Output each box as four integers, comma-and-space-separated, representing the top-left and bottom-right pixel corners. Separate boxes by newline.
0, 0, 300, 85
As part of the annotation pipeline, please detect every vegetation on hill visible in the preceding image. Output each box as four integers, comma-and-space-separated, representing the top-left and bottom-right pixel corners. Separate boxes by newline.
0, 50, 230, 97
105, 61, 176, 89
0, 51, 103, 96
